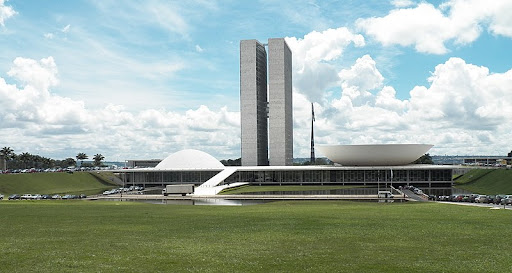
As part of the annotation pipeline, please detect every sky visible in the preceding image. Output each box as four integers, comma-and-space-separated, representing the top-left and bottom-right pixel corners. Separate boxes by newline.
0, 0, 511, 162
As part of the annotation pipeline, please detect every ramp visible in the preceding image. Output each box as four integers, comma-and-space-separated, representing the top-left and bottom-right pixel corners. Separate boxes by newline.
402, 189, 427, 202
193, 167, 242, 195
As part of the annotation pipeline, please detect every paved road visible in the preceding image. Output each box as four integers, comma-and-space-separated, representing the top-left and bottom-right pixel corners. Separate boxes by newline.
437, 201, 512, 210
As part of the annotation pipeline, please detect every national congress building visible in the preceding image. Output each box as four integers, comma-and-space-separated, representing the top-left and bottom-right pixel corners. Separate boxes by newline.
117, 38, 455, 197
240, 38, 293, 166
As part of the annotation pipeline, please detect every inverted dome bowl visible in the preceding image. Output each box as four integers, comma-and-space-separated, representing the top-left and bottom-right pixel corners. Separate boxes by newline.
317, 144, 433, 166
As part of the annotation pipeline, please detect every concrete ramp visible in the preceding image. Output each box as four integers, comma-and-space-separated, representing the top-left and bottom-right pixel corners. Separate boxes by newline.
402, 189, 427, 202
194, 167, 243, 195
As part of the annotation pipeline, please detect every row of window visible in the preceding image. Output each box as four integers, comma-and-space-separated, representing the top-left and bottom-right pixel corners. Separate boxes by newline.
123, 169, 452, 184
125, 171, 218, 184
224, 170, 452, 183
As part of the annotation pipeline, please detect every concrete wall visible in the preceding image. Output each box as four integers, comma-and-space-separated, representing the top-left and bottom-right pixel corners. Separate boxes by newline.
240, 40, 269, 166
268, 38, 293, 166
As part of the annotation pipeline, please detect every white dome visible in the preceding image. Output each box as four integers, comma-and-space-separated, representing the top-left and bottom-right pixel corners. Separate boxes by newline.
155, 149, 225, 169
317, 144, 433, 166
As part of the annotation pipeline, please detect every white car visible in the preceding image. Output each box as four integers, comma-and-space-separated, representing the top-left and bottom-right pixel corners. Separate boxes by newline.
0, 194, 4, 200
20, 194, 33, 200
475, 195, 488, 203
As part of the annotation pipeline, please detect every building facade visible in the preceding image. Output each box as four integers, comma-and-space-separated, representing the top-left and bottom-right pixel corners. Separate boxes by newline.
240, 38, 293, 166
125, 159, 162, 168
118, 150, 454, 197
120, 165, 454, 196
268, 38, 293, 166
240, 39, 269, 166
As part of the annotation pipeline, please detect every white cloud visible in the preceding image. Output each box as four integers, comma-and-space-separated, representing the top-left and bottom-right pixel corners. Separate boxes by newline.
0, 0, 16, 27
195, 44, 204, 52
391, 0, 415, 8
0, 57, 241, 160
357, 0, 512, 54
339, 55, 384, 102
375, 86, 408, 112
1, 52, 511, 161
148, 3, 189, 37
408, 57, 512, 130
305, 56, 512, 156
285, 27, 365, 101
44, 33, 54, 39
7, 57, 59, 91
61, 24, 71, 33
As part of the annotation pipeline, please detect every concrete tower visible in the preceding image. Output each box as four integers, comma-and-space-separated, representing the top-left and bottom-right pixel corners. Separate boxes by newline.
240, 40, 269, 166
268, 38, 293, 166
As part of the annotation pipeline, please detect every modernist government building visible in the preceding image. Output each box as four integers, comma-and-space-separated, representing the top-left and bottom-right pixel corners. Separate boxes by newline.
119, 38, 454, 196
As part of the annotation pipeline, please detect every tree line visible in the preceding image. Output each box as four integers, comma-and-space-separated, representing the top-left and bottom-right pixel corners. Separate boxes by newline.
0, 147, 105, 170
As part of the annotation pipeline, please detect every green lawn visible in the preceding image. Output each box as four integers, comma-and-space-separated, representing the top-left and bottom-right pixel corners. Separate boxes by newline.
0, 201, 511, 272
455, 169, 512, 194
0, 172, 118, 196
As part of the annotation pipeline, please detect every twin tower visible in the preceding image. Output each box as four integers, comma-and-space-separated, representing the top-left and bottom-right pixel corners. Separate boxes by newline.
240, 38, 293, 166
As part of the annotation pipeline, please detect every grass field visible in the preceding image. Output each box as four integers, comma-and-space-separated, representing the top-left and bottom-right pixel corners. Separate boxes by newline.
0, 200, 511, 272
0, 172, 118, 196
455, 169, 512, 194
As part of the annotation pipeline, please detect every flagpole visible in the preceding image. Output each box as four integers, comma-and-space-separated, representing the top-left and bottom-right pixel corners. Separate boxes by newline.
310, 103, 315, 164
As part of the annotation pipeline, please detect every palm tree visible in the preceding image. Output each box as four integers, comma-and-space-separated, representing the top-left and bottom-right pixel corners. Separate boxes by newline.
76, 153, 88, 167
0, 147, 14, 159
93, 154, 105, 167
0, 147, 13, 170
18, 152, 32, 169
42, 157, 54, 169
64, 158, 76, 167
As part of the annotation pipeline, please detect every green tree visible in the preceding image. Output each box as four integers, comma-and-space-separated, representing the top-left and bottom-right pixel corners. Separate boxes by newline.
0, 147, 14, 170
18, 152, 33, 169
0, 147, 15, 159
64, 158, 76, 167
42, 157, 54, 169
220, 158, 241, 166
76, 153, 88, 167
413, 153, 434, 164
93, 154, 105, 167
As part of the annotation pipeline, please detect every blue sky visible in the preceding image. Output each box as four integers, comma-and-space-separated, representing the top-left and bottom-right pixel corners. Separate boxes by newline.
1, 0, 511, 161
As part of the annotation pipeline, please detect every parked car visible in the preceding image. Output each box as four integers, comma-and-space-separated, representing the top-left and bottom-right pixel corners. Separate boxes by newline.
20, 194, 33, 200
41, 194, 52, 200
78, 194, 87, 199
8, 194, 20, 200
438, 195, 451, 201
451, 194, 464, 202
413, 188, 423, 195
462, 195, 470, 202
500, 195, 512, 205
475, 195, 488, 203
486, 195, 495, 204
0, 194, 4, 200
468, 194, 479, 203
51, 194, 62, 200
493, 195, 504, 205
